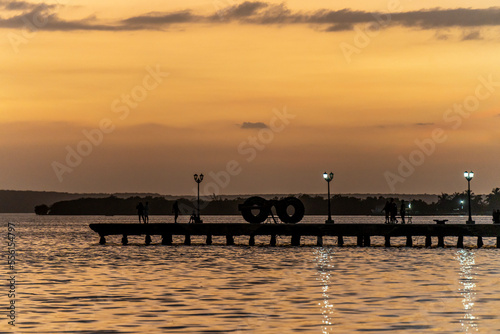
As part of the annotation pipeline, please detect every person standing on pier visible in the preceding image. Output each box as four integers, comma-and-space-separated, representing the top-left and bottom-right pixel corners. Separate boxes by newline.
172, 200, 180, 223
143, 202, 149, 224
390, 199, 398, 224
136, 202, 144, 223
400, 200, 406, 224
383, 200, 391, 224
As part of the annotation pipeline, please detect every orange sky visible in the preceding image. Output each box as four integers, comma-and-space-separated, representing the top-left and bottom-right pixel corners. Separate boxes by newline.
2, 0, 500, 195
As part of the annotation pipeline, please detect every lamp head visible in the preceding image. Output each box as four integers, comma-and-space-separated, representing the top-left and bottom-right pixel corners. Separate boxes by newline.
194, 174, 198, 181
323, 172, 328, 180
200, 173, 204, 182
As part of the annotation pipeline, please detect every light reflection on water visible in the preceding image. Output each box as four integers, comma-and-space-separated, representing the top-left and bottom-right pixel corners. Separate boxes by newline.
2, 214, 500, 333
458, 249, 478, 332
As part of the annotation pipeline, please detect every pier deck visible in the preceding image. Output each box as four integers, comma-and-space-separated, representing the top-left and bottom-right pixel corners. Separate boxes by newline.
89, 223, 500, 248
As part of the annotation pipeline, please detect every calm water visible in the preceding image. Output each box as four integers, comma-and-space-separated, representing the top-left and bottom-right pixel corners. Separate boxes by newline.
2, 214, 500, 333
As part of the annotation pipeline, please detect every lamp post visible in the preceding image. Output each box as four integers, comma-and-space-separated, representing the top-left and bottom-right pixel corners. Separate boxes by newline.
460, 200, 464, 211
194, 173, 204, 223
323, 172, 334, 224
464, 171, 474, 224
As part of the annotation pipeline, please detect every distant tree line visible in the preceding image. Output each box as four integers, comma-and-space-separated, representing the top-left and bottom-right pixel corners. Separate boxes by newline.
35, 188, 500, 216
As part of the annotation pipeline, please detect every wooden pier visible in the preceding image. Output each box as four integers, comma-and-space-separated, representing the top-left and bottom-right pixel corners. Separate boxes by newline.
89, 223, 500, 248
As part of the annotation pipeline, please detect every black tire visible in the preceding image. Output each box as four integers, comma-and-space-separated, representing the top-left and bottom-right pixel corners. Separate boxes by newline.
276, 197, 305, 224
240, 196, 270, 224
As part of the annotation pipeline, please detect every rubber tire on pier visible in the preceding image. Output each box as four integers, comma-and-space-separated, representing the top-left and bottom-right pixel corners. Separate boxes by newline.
276, 197, 305, 224
240, 196, 270, 224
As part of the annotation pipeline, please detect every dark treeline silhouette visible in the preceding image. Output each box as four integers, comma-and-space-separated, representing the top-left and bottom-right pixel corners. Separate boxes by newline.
36, 188, 500, 216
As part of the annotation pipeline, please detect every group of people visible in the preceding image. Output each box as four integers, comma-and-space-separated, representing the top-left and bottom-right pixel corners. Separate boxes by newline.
136, 201, 182, 224
383, 199, 408, 224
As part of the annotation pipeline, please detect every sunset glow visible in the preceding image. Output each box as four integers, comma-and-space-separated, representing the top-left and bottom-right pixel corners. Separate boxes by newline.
2, 0, 500, 195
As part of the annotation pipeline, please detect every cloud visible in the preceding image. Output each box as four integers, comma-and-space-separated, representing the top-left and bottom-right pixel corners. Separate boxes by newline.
414, 122, 435, 126
461, 30, 482, 40
121, 10, 196, 28
0, 0, 45, 11
1, 2, 500, 33
240, 122, 268, 129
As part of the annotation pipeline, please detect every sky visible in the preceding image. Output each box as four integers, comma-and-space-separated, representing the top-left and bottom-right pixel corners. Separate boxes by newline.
1, 0, 500, 196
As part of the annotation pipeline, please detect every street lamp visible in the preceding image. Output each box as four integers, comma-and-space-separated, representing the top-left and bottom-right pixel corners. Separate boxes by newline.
460, 199, 464, 211
194, 173, 204, 223
464, 171, 474, 224
323, 172, 334, 224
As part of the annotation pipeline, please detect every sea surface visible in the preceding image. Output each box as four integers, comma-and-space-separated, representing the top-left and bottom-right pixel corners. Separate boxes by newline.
1, 214, 500, 333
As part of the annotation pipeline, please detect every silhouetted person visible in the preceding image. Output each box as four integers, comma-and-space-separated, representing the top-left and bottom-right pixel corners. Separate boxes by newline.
400, 200, 406, 224
493, 210, 500, 224
172, 201, 180, 223
143, 202, 149, 224
382, 200, 391, 223
390, 199, 397, 224
188, 210, 196, 224
136, 202, 144, 223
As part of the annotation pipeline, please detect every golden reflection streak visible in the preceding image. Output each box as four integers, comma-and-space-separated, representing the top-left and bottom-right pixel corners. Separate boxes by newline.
457, 249, 478, 332
315, 248, 335, 333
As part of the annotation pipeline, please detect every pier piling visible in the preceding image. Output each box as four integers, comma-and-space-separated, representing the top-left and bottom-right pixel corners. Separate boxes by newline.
291, 234, 301, 246
162, 234, 172, 245
270, 234, 276, 247
89, 223, 500, 248
145, 235, 151, 245
384, 236, 391, 247
406, 236, 412, 247
357, 235, 363, 247
316, 235, 323, 247
425, 235, 432, 247
338, 236, 344, 247
437, 235, 444, 248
